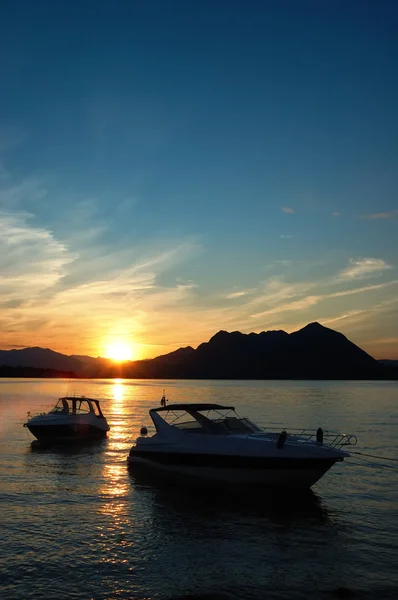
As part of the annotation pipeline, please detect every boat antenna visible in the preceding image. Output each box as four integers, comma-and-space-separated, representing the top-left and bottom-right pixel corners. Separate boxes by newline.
160, 390, 167, 407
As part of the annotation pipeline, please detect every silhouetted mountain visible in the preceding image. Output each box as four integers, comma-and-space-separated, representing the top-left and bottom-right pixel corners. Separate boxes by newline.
70, 354, 99, 364
69, 354, 117, 376
378, 359, 398, 367
0, 347, 83, 372
1, 323, 397, 379
127, 346, 195, 378
377, 359, 398, 379
122, 322, 393, 380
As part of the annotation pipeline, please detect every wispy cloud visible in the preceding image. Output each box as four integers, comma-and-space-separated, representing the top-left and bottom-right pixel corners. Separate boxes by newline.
322, 309, 370, 326
280, 234, 294, 239
250, 295, 320, 319
339, 258, 392, 280
322, 297, 398, 336
247, 279, 398, 322
331, 211, 341, 217
0, 178, 48, 210
225, 289, 256, 299
0, 211, 76, 303
364, 336, 398, 346
329, 279, 398, 298
281, 206, 295, 213
362, 210, 398, 220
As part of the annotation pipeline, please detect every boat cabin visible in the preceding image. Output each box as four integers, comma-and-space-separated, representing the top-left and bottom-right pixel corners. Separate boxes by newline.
150, 403, 263, 435
50, 396, 105, 418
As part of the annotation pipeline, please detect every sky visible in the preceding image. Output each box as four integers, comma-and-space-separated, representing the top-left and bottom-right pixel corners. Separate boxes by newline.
0, 0, 397, 360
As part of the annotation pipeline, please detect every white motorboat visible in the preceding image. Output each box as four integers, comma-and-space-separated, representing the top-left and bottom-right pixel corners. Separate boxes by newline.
24, 396, 110, 446
127, 403, 357, 488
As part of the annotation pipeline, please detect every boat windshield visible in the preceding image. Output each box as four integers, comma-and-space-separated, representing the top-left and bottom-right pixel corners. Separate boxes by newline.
50, 398, 70, 414
161, 407, 262, 435
73, 399, 94, 414
49, 397, 101, 416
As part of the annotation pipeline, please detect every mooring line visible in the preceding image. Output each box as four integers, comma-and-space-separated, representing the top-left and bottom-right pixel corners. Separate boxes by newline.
350, 451, 398, 463
348, 459, 397, 471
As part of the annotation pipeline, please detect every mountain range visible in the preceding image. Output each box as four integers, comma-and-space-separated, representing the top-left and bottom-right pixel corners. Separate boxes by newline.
0, 322, 397, 380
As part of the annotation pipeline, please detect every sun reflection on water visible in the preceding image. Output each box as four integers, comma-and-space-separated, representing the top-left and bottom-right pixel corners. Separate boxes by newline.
102, 462, 129, 498
99, 380, 132, 502
112, 380, 124, 403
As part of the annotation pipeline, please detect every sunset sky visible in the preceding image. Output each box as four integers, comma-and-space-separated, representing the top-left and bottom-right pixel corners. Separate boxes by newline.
1, 1, 397, 360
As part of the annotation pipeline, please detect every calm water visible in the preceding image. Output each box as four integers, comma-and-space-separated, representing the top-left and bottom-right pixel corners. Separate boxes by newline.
0, 379, 397, 600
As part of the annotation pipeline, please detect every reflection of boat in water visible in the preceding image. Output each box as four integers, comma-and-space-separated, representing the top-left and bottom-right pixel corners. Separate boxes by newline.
24, 396, 110, 447
127, 403, 357, 488
129, 465, 329, 525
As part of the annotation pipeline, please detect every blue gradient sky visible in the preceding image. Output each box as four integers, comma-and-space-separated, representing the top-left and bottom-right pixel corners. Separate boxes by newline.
1, 0, 397, 359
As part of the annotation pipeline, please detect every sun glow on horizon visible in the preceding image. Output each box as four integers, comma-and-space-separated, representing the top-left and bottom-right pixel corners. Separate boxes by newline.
105, 341, 135, 362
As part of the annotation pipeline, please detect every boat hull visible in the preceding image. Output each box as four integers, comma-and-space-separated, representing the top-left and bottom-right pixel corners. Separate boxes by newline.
26, 423, 108, 445
127, 450, 341, 488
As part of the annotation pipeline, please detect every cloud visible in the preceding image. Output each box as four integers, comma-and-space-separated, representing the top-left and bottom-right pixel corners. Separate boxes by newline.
364, 336, 398, 346
46, 240, 200, 316
281, 207, 295, 213
127, 241, 200, 275
246, 279, 397, 322
362, 210, 398, 220
225, 289, 256, 299
322, 297, 398, 335
329, 279, 398, 298
322, 309, 370, 326
339, 258, 392, 280
245, 267, 398, 324
250, 295, 320, 319
280, 234, 294, 239
242, 278, 315, 321
0, 177, 48, 210
331, 212, 341, 217
0, 211, 76, 304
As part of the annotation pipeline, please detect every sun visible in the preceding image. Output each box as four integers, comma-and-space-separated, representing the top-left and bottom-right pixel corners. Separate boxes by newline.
105, 341, 134, 362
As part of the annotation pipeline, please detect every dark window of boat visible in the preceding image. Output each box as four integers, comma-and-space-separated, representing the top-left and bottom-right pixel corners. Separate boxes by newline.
74, 399, 92, 414
162, 408, 261, 434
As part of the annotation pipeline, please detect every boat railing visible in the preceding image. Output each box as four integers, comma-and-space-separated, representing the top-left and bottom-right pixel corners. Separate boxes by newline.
25, 411, 49, 421
254, 426, 357, 448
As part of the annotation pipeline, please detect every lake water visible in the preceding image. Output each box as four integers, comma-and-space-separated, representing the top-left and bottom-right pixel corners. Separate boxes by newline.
0, 378, 397, 600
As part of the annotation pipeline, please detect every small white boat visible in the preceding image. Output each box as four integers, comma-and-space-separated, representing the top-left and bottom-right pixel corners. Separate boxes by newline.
24, 396, 110, 446
127, 402, 357, 488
